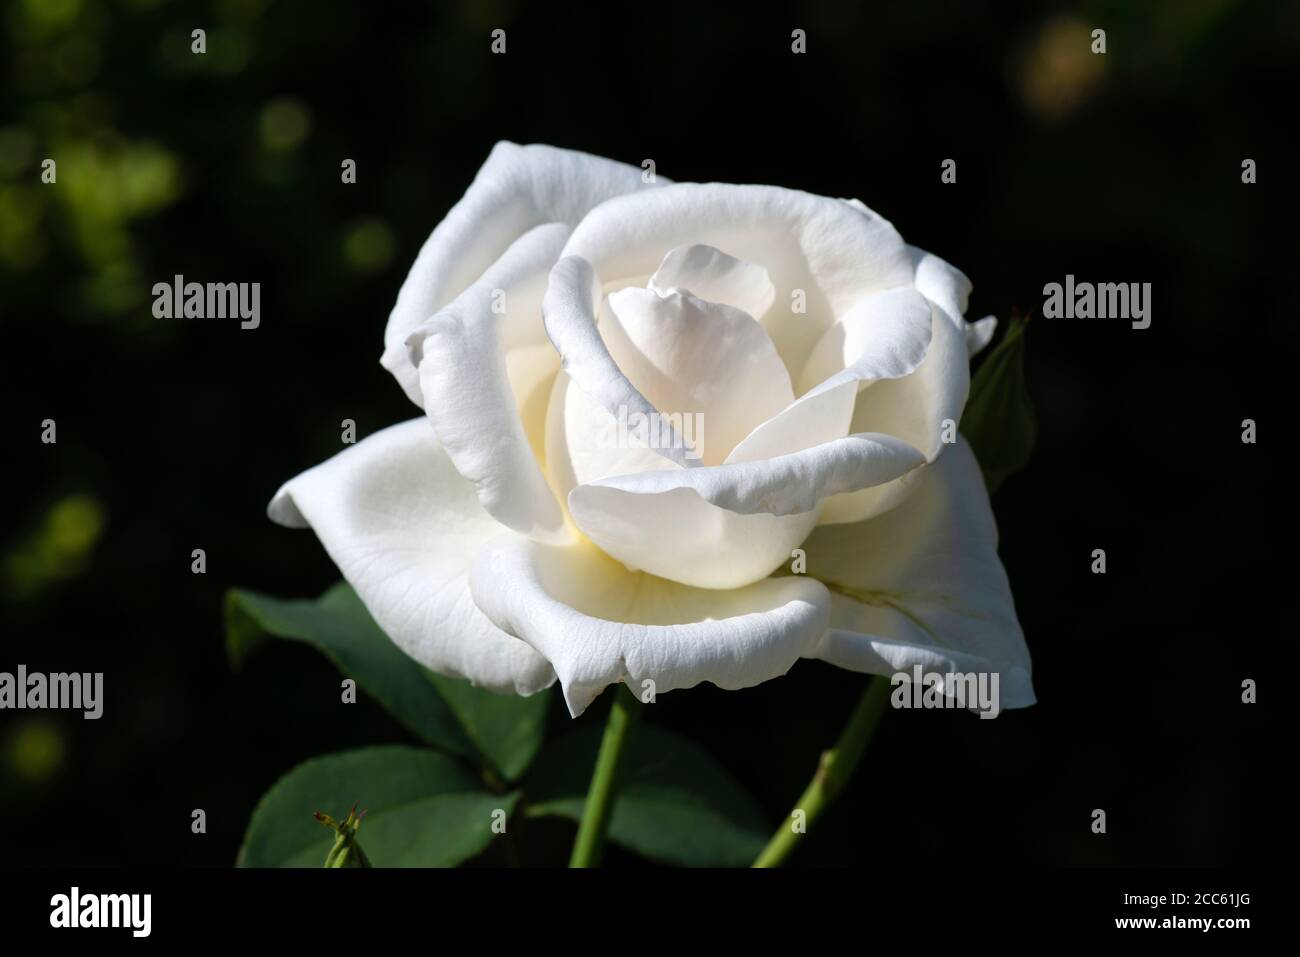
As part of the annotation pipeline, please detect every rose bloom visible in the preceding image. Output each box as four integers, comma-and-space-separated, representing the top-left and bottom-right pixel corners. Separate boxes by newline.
270, 143, 1033, 716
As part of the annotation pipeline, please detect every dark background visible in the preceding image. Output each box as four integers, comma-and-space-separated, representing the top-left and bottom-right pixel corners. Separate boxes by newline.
1, 0, 1289, 867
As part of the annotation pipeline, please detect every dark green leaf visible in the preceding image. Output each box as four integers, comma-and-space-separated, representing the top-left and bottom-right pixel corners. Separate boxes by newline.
225, 584, 474, 760
237, 746, 516, 867
226, 582, 551, 780
424, 670, 549, 782
961, 316, 1037, 493
525, 724, 768, 867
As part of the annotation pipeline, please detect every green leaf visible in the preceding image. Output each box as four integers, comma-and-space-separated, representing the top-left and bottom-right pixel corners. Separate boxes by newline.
225, 584, 475, 760
525, 724, 768, 867
424, 670, 549, 782
961, 316, 1037, 493
237, 746, 516, 867
226, 582, 551, 780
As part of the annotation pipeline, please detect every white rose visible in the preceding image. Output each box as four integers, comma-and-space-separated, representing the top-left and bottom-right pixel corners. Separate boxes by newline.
270, 142, 1033, 716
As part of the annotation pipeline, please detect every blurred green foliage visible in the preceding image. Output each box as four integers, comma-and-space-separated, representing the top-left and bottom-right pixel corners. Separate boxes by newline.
4, 493, 106, 599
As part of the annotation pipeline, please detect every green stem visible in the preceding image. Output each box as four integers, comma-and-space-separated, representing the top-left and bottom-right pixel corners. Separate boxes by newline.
752, 677, 890, 868
569, 685, 643, 868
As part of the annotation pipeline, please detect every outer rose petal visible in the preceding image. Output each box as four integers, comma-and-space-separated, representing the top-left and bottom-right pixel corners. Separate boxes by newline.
410, 223, 572, 543
906, 243, 999, 357
467, 538, 832, 716
268, 419, 556, 696
965, 315, 998, 356
838, 199, 996, 356
383, 142, 665, 405
804, 438, 1034, 709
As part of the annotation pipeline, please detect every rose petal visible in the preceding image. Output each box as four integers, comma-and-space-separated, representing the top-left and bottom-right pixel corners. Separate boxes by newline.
268, 419, 555, 695
545, 371, 682, 501
816, 301, 970, 525
542, 256, 699, 469
602, 285, 794, 463
561, 183, 913, 376
965, 315, 998, 356
505, 342, 561, 466
909, 245, 971, 326
567, 433, 925, 589
907, 243, 999, 357
383, 142, 664, 405
468, 538, 831, 716
804, 438, 1034, 709
794, 286, 936, 398
410, 223, 572, 543
723, 285, 933, 472
648, 243, 776, 321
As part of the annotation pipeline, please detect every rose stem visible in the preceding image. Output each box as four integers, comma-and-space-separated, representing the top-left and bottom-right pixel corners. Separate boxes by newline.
568, 683, 644, 868
751, 676, 890, 868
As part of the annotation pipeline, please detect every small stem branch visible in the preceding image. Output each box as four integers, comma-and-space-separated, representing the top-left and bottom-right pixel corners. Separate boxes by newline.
569, 685, 643, 868
752, 677, 890, 868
